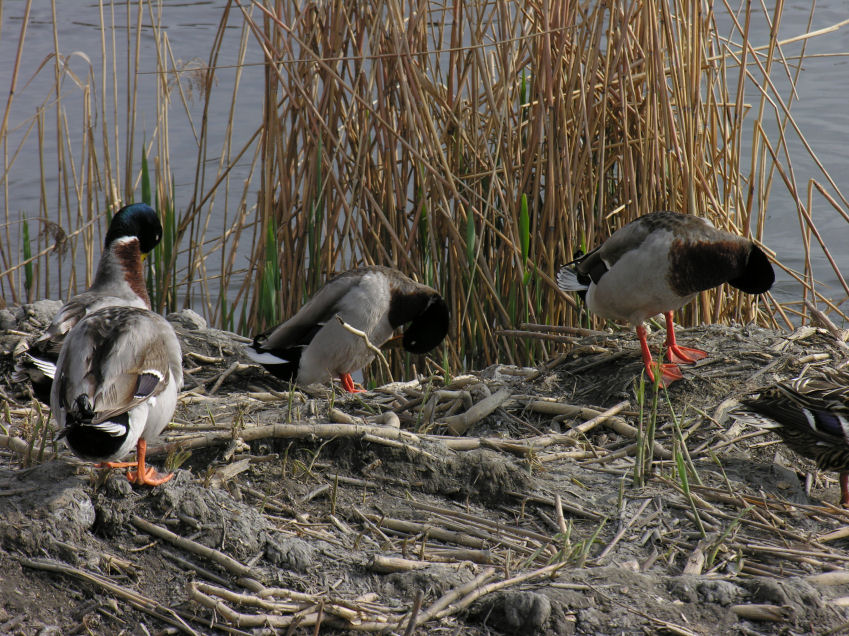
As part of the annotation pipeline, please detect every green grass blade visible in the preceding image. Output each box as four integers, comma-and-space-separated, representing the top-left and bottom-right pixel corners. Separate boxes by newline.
21, 215, 33, 301
519, 194, 530, 265
141, 147, 151, 205
465, 207, 475, 269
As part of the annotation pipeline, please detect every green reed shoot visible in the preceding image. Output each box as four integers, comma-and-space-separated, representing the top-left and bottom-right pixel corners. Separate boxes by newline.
257, 218, 281, 330
165, 446, 192, 473
705, 505, 751, 572
633, 368, 662, 487
519, 194, 530, 284
160, 186, 177, 312
142, 151, 156, 305
633, 374, 646, 487
21, 216, 33, 302
666, 398, 703, 487
675, 438, 706, 539
576, 516, 607, 568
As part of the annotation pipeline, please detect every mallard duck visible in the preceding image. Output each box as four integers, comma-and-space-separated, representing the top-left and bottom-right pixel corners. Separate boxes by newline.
51, 305, 182, 486
245, 266, 449, 392
557, 211, 774, 386
741, 369, 849, 507
14, 203, 162, 401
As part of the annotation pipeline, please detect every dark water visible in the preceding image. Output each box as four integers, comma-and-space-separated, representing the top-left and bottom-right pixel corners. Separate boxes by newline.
1, 1, 847, 318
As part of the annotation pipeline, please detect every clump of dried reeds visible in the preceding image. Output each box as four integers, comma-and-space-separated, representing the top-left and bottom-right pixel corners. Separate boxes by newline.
1, 1, 846, 380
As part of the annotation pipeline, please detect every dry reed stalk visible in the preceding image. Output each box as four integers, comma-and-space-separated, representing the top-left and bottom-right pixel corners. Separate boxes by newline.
1, 0, 846, 380
21, 557, 199, 634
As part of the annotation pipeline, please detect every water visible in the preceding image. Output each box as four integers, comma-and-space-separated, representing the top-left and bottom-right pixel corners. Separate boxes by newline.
1, 1, 848, 320
0, 0, 266, 309
715, 3, 849, 310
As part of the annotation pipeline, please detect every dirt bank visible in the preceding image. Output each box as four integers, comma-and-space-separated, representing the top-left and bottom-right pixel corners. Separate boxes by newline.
1, 303, 849, 634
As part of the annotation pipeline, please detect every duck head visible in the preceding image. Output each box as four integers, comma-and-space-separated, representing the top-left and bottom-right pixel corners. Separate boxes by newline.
390, 291, 450, 354
105, 203, 163, 254
728, 245, 775, 294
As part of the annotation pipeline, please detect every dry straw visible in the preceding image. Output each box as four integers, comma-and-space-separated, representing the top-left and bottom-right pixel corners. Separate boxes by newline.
1, 0, 847, 380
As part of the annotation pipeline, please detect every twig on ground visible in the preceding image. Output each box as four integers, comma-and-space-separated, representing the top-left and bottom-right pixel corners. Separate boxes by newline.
411, 568, 496, 627
496, 329, 578, 344
440, 388, 511, 435
147, 422, 423, 457
520, 322, 610, 337
401, 589, 424, 636
805, 300, 849, 349
596, 498, 652, 561
21, 557, 199, 635
433, 562, 567, 619
364, 514, 487, 549
368, 555, 428, 573
130, 515, 261, 589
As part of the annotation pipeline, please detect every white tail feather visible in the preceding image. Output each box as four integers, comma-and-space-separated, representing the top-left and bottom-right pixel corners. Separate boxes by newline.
88, 420, 128, 436
729, 410, 782, 430
243, 346, 288, 365
25, 353, 56, 379
556, 266, 588, 292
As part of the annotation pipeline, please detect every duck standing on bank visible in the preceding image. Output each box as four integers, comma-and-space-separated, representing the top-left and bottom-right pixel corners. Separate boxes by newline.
14, 203, 163, 402
245, 266, 449, 392
51, 305, 183, 486
741, 369, 849, 507
557, 211, 775, 386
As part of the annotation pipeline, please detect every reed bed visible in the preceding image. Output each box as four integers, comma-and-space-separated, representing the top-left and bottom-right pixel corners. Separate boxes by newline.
1, 0, 847, 379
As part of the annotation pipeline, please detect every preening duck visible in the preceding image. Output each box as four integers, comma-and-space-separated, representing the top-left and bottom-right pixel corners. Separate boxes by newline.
557, 211, 774, 386
14, 203, 162, 402
741, 369, 849, 507
51, 305, 182, 486
245, 266, 449, 392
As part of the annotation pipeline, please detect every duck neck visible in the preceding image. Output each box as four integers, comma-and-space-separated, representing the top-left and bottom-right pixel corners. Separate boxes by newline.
93, 238, 151, 308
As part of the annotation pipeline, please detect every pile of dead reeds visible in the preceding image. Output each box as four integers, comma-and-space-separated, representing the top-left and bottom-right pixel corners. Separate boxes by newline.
1, 1, 846, 380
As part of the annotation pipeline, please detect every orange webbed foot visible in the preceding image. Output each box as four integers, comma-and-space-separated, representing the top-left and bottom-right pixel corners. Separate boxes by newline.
127, 464, 174, 486
339, 373, 365, 393
663, 312, 708, 366
101, 439, 172, 487
666, 344, 708, 365
645, 362, 684, 388
98, 460, 136, 470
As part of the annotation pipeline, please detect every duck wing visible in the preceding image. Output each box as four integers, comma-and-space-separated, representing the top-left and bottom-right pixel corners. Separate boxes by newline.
35, 292, 148, 353
254, 270, 365, 352
741, 371, 849, 469
52, 307, 180, 426
558, 216, 657, 292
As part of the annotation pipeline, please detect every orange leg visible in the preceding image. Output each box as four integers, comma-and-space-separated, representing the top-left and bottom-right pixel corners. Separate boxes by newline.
339, 373, 365, 393
664, 312, 708, 365
636, 325, 683, 387
841, 472, 849, 508
100, 439, 173, 486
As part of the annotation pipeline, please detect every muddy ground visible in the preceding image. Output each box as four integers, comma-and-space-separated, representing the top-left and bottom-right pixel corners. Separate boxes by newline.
2, 301, 849, 634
